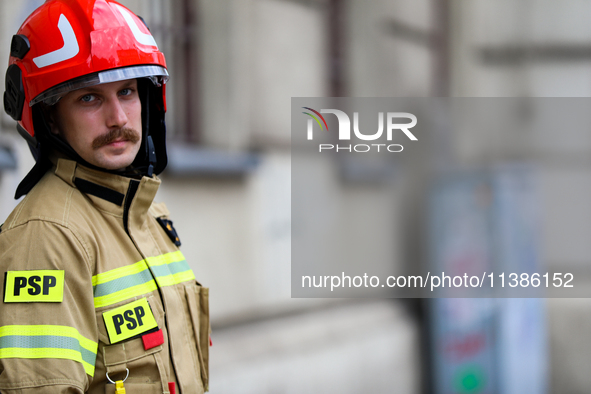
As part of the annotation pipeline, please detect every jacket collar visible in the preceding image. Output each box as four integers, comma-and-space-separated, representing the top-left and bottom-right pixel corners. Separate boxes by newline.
53, 157, 161, 225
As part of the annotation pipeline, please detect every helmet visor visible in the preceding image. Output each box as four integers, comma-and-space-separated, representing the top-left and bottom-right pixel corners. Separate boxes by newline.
30, 65, 169, 106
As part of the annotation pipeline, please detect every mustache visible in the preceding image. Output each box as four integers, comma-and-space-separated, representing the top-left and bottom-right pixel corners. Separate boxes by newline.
92, 127, 140, 149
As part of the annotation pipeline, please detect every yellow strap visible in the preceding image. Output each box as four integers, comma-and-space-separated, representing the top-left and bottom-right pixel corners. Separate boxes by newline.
115, 380, 126, 394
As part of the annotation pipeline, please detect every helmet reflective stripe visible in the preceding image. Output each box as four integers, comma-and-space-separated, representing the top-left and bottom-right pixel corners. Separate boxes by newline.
113, 4, 158, 48
29, 65, 169, 107
32, 15, 79, 69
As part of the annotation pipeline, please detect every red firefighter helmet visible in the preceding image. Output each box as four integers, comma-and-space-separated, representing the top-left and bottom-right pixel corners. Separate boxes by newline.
4, 0, 170, 197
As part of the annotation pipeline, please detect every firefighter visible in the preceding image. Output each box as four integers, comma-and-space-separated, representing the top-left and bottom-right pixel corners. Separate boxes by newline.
0, 1, 209, 393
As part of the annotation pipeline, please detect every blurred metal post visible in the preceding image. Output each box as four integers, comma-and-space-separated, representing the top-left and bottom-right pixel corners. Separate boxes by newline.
328, 0, 346, 97
431, 0, 450, 97
181, 0, 200, 143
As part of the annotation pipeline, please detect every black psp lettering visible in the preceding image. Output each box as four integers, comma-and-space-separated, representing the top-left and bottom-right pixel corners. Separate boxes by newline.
13, 277, 27, 296
27, 276, 41, 295
13, 275, 58, 297
42, 276, 56, 295
112, 306, 147, 335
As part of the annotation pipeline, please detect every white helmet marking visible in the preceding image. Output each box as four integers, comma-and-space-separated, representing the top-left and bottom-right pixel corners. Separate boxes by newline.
113, 4, 158, 48
33, 14, 80, 68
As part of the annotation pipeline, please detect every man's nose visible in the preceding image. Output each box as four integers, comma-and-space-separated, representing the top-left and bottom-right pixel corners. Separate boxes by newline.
105, 97, 129, 129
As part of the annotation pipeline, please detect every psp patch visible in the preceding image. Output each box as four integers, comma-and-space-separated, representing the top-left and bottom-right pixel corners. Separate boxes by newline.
103, 298, 158, 344
4, 270, 65, 303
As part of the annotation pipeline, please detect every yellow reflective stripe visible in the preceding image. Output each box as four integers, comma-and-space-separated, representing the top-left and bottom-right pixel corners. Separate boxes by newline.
175, 270, 195, 283
154, 270, 196, 287
92, 251, 195, 308
0, 348, 95, 376
146, 251, 195, 287
0, 325, 98, 376
94, 281, 158, 309
0, 325, 96, 349
92, 260, 149, 286
145, 251, 184, 268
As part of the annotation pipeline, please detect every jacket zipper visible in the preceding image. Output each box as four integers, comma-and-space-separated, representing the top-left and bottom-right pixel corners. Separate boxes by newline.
122, 180, 140, 235
122, 179, 182, 389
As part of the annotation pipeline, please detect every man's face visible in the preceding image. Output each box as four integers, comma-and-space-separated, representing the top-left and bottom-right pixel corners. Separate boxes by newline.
49, 79, 142, 171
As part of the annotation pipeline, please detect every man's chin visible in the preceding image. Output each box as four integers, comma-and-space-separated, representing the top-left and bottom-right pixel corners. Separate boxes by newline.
91, 145, 140, 170
90, 154, 136, 171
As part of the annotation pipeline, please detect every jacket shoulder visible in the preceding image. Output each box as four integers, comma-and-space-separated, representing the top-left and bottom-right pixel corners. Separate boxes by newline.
3, 169, 79, 230
0, 171, 95, 269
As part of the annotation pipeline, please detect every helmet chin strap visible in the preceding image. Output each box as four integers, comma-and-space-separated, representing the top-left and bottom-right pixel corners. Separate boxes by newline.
146, 135, 156, 177
14, 144, 52, 199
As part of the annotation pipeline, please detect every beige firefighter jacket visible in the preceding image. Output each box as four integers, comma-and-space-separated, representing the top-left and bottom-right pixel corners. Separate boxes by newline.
0, 157, 209, 393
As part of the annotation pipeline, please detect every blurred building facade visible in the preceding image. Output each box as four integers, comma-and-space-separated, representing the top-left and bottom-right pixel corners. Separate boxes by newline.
1, 0, 591, 393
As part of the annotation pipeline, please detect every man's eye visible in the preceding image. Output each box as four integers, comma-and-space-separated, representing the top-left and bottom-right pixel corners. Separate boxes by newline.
80, 94, 95, 102
120, 88, 132, 96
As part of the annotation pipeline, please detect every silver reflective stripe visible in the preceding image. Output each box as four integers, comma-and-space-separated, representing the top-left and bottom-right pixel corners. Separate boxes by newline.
30, 65, 168, 106
32, 15, 80, 68
98, 66, 168, 84
113, 4, 158, 48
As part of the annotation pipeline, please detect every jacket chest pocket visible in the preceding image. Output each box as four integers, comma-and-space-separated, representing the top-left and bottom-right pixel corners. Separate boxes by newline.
97, 296, 171, 393
102, 338, 168, 394
185, 283, 210, 391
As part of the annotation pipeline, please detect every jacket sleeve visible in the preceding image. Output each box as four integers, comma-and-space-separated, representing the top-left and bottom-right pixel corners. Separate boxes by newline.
0, 220, 98, 393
